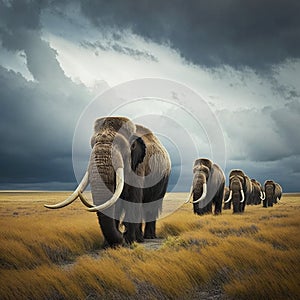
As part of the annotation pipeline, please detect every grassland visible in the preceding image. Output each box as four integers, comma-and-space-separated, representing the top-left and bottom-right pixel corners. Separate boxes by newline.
0, 192, 299, 299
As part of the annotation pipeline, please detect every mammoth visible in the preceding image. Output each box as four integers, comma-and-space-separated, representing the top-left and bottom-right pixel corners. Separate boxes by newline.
248, 179, 265, 205
263, 180, 282, 207
225, 169, 252, 213
186, 158, 225, 215
45, 117, 171, 247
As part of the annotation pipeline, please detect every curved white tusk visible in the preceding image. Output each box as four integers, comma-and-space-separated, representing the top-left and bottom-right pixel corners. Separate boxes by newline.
193, 183, 207, 204
224, 190, 233, 203
260, 191, 265, 200
44, 172, 89, 209
87, 168, 124, 212
185, 185, 194, 203
78, 191, 94, 208
240, 189, 245, 203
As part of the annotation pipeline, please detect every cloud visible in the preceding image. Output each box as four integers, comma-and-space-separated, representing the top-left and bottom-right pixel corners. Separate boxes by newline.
0, 63, 93, 188
271, 100, 300, 154
81, 40, 158, 62
80, 0, 300, 72
0, 0, 299, 193
217, 101, 300, 163
0, 1, 96, 189
216, 99, 300, 190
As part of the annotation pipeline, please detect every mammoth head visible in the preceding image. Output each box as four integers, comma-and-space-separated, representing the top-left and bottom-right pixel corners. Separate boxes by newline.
229, 169, 246, 186
187, 158, 213, 205
91, 116, 135, 147
193, 158, 212, 177
264, 180, 276, 198
228, 169, 246, 204
44, 116, 147, 212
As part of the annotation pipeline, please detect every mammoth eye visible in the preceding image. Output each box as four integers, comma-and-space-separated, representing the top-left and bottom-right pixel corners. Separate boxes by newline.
131, 141, 137, 150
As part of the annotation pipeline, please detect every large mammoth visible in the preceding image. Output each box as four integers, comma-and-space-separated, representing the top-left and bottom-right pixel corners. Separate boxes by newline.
186, 158, 225, 215
248, 179, 265, 205
225, 170, 252, 213
263, 180, 282, 207
45, 117, 171, 247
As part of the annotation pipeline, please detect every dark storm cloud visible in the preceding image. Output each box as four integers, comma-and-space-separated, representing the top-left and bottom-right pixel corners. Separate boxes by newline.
79, 0, 300, 72
0, 0, 299, 192
0, 0, 93, 189
0, 63, 91, 189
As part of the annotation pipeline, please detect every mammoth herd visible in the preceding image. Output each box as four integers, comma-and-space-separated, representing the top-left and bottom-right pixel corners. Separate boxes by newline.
188, 161, 282, 215
224, 173, 283, 211
44, 117, 282, 248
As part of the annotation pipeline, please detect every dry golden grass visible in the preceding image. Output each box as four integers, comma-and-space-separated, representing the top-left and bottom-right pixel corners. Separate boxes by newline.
0, 192, 299, 299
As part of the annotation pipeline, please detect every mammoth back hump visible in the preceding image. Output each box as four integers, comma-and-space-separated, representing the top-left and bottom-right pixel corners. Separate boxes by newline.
194, 158, 213, 170
229, 169, 245, 178
93, 117, 135, 139
264, 180, 275, 188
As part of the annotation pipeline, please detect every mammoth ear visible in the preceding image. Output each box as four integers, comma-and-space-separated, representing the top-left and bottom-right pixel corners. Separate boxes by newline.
130, 135, 146, 171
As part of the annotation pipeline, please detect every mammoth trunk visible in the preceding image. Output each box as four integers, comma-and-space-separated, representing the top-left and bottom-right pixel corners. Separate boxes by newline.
192, 176, 208, 214
89, 147, 124, 246
192, 175, 207, 203
232, 192, 240, 213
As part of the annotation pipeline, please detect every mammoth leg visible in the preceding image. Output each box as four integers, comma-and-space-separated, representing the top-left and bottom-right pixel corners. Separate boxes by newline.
263, 198, 267, 208
241, 200, 246, 212
136, 223, 144, 243
143, 176, 168, 239
97, 211, 123, 248
198, 201, 212, 215
213, 182, 224, 215
122, 185, 143, 244
123, 222, 138, 244
144, 221, 156, 239
123, 222, 143, 244
206, 202, 213, 213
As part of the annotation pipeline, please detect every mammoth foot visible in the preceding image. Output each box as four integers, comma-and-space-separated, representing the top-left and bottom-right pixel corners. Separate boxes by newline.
121, 222, 145, 244
144, 233, 157, 239
144, 221, 157, 239
102, 239, 124, 249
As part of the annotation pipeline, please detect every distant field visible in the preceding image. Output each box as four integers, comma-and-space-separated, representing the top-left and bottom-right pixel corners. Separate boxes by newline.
0, 192, 299, 299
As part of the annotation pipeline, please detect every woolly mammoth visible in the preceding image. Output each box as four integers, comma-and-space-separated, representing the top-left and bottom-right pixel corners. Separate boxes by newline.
248, 179, 265, 205
223, 186, 231, 210
264, 180, 282, 207
45, 117, 171, 247
186, 158, 225, 215
225, 170, 252, 213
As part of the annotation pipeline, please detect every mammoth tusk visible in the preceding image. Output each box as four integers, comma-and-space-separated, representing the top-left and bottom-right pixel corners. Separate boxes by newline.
78, 191, 94, 208
44, 172, 89, 209
87, 168, 124, 212
260, 191, 265, 200
185, 185, 194, 203
240, 189, 245, 203
224, 190, 233, 203
193, 183, 207, 204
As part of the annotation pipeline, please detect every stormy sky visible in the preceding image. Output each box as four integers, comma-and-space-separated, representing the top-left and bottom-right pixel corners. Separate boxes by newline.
0, 0, 299, 192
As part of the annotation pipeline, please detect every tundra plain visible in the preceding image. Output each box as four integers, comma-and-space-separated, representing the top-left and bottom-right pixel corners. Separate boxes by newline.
0, 192, 299, 299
